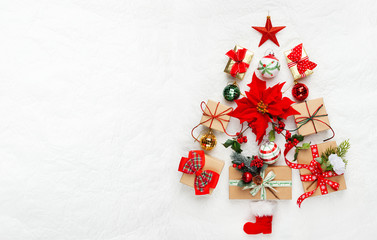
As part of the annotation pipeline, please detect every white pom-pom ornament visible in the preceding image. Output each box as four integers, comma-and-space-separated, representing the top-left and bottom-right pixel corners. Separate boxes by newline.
257, 52, 280, 79
258, 141, 281, 165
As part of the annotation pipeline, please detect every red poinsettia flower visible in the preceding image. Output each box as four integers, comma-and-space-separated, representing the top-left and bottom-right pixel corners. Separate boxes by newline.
231, 73, 299, 144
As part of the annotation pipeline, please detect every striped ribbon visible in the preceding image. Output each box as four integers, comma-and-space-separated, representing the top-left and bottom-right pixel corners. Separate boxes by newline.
229, 170, 292, 200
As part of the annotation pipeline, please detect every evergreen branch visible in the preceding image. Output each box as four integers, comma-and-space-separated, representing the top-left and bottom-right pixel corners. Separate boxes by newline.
337, 139, 350, 165
337, 139, 350, 158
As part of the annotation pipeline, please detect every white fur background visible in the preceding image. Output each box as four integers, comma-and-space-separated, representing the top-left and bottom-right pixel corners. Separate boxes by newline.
0, 0, 376, 239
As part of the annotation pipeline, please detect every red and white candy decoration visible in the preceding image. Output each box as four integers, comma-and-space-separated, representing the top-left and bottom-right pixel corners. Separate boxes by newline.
258, 141, 281, 164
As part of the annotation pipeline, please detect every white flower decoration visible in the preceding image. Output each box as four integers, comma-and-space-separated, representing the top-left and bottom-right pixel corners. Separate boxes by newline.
328, 154, 346, 175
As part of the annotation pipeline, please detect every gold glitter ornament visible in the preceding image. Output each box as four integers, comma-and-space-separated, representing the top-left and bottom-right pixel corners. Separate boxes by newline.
199, 130, 217, 151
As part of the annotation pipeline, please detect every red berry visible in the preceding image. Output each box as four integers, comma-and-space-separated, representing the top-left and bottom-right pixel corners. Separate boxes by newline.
285, 131, 291, 139
237, 138, 242, 143
233, 164, 237, 168
236, 132, 240, 136
238, 165, 242, 169
241, 163, 245, 167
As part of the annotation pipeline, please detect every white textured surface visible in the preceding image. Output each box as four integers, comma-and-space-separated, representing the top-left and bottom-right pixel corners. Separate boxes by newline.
0, 0, 376, 239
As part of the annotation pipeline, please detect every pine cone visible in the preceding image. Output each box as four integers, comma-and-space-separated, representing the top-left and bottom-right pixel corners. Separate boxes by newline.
252, 175, 263, 185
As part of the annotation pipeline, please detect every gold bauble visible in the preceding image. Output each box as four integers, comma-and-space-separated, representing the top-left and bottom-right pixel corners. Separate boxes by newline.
200, 131, 217, 151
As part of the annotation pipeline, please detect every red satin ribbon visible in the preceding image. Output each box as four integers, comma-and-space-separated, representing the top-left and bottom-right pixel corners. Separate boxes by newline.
178, 150, 219, 195
226, 48, 250, 77
191, 101, 233, 141
287, 43, 317, 76
295, 101, 335, 141
284, 144, 341, 207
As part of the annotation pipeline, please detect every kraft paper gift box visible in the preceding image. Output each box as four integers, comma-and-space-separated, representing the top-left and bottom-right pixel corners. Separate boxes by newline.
224, 45, 254, 80
179, 152, 224, 195
296, 141, 347, 197
199, 100, 232, 133
229, 166, 292, 200
292, 98, 331, 137
284, 43, 317, 80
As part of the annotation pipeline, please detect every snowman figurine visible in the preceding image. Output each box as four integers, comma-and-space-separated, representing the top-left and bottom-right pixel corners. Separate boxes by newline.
257, 51, 280, 79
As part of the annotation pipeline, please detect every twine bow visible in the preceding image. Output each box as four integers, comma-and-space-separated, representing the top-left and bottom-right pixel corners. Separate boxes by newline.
226, 48, 250, 77
229, 169, 292, 200
284, 144, 341, 207
294, 101, 334, 141
191, 101, 233, 141
178, 150, 219, 195
287, 43, 317, 76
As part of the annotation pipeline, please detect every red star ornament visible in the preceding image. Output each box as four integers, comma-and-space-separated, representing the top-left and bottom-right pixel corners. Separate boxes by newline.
252, 16, 285, 47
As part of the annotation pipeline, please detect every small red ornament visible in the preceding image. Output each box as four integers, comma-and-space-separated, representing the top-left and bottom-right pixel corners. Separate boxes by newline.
252, 16, 285, 47
292, 83, 309, 101
242, 172, 253, 183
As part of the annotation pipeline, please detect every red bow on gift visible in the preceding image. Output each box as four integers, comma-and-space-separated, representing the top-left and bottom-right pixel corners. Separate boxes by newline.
287, 43, 317, 75
178, 150, 220, 195
284, 144, 340, 207
226, 48, 250, 77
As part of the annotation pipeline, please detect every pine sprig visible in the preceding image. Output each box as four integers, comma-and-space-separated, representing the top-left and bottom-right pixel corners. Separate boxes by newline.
230, 152, 260, 176
321, 146, 337, 163
337, 139, 350, 165
319, 140, 351, 171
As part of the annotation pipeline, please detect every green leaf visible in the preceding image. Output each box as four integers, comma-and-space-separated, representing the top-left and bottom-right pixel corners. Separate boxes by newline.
268, 129, 275, 142
297, 142, 311, 150
237, 181, 246, 187
293, 150, 298, 161
325, 165, 334, 171
223, 139, 235, 148
315, 157, 323, 164
232, 141, 242, 153
301, 142, 310, 149
291, 134, 304, 142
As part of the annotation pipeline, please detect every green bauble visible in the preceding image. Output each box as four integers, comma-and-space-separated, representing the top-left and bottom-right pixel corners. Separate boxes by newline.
223, 84, 240, 101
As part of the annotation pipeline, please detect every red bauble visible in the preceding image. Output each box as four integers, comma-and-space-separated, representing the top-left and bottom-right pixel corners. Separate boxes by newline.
242, 172, 253, 183
292, 83, 309, 101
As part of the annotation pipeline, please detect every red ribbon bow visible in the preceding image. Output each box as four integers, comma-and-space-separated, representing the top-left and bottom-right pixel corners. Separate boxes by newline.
226, 48, 250, 77
178, 150, 220, 195
284, 144, 340, 207
287, 43, 317, 76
